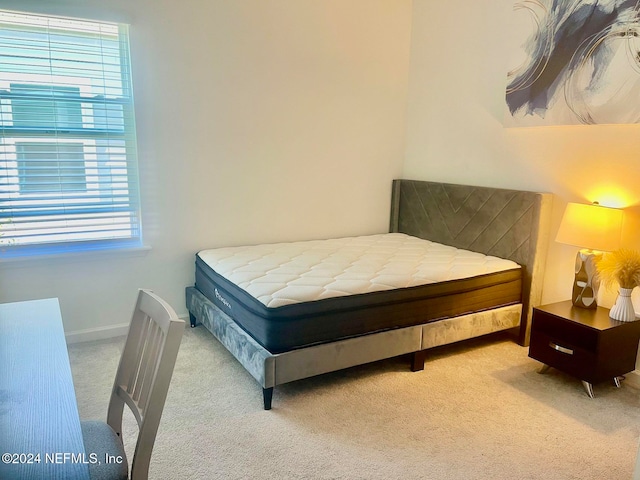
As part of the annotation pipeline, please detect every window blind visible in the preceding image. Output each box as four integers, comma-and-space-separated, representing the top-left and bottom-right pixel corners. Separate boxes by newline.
0, 10, 142, 257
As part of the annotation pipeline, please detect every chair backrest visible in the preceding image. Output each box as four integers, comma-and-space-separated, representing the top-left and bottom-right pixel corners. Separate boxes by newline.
107, 289, 185, 480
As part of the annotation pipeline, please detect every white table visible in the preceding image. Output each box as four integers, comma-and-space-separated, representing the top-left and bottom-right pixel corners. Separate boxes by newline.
0, 298, 90, 479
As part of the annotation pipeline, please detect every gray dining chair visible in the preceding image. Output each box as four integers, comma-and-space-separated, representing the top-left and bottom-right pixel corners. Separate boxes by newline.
81, 289, 185, 480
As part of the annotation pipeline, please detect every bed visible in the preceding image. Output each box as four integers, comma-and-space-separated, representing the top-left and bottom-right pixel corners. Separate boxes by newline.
186, 179, 552, 409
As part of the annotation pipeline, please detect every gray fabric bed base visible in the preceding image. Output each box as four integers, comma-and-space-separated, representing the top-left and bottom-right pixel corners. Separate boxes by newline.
186, 286, 522, 409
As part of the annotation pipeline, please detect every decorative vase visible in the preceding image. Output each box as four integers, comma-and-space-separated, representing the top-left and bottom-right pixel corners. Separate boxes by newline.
609, 287, 637, 322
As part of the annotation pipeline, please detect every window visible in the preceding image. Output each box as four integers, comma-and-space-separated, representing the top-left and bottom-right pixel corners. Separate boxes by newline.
17, 142, 87, 193
0, 11, 142, 257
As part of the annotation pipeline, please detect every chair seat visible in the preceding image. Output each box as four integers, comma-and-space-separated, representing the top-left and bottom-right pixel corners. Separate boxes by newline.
81, 420, 129, 480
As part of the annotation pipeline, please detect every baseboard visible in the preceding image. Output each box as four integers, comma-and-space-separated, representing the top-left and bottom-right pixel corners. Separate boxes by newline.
64, 312, 190, 344
65, 323, 130, 344
625, 370, 640, 389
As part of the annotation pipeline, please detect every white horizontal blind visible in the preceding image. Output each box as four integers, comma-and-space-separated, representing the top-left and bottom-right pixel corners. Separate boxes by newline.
0, 10, 142, 257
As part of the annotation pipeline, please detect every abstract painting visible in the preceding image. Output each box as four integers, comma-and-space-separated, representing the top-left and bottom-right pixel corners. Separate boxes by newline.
505, 0, 640, 126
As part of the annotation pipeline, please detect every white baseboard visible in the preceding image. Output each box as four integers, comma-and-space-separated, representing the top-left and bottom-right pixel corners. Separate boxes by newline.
65, 323, 130, 344
64, 312, 190, 344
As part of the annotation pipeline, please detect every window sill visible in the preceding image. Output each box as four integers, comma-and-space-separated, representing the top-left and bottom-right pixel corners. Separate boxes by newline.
0, 244, 152, 266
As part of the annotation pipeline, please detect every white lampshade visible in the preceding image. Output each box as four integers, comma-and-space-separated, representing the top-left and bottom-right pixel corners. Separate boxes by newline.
555, 202, 623, 252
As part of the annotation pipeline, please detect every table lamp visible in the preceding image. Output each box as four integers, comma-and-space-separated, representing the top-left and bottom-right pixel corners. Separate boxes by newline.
555, 202, 623, 309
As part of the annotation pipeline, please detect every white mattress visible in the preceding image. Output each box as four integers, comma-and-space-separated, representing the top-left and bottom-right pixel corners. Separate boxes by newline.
197, 233, 520, 309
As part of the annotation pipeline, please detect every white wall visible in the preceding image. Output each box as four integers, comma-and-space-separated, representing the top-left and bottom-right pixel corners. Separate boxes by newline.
0, 0, 413, 336
404, 0, 640, 308
4, 0, 639, 338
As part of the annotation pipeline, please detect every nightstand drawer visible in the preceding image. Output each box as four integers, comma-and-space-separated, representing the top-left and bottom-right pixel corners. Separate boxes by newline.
531, 313, 598, 351
529, 330, 596, 378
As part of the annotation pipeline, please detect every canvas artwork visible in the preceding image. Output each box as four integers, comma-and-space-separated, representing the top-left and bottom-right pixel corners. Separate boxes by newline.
505, 0, 640, 126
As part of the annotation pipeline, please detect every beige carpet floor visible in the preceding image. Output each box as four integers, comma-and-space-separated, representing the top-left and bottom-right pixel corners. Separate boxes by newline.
68, 326, 640, 480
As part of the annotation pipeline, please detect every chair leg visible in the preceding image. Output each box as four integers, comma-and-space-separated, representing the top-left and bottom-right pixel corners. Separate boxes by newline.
263, 387, 274, 410
189, 312, 197, 328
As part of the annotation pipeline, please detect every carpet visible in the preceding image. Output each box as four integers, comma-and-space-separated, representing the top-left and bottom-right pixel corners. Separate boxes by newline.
68, 326, 640, 479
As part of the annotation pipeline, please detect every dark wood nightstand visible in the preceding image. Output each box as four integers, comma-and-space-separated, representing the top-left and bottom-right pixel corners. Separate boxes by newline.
529, 300, 640, 397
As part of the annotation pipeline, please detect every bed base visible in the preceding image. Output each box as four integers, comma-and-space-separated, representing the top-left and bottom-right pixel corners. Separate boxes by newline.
186, 286, 522, 409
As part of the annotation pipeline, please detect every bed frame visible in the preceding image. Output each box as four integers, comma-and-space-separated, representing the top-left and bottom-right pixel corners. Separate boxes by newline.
186, 180, 552, 409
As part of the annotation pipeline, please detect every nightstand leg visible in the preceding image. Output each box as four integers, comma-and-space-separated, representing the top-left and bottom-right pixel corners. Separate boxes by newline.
538, 364, 551, 374
614, 376, 622, 388
581, 381, 595, 398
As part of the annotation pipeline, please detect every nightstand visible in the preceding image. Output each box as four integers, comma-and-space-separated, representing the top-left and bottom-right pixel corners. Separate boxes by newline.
529, 300, 640, 398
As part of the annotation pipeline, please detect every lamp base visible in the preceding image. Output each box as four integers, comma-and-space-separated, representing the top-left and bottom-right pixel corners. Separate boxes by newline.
571, 249, 601, 309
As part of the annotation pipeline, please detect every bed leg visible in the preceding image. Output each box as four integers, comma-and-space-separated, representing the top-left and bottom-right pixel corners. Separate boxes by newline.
262, 387, 274, 410
411, 351, 426, 372
189, 312, 197, 328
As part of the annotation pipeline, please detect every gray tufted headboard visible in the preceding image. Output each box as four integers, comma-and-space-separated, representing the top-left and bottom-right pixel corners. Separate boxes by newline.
389, 179, 552, 345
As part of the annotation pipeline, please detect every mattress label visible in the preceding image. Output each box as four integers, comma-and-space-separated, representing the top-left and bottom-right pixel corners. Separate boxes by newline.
215, 288, 232, 310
